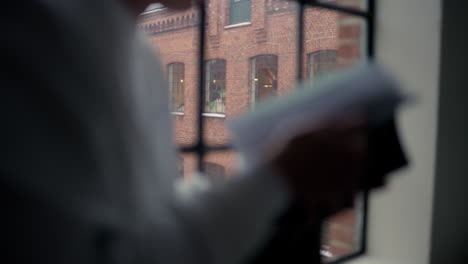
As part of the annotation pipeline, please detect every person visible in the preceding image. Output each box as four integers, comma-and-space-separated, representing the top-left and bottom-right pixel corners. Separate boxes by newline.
2, 1, 372, 263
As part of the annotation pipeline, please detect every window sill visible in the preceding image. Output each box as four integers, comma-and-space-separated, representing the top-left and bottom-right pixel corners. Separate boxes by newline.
224, 22, 252, 29
171, 112, 185, 116
202, 113, 226, 118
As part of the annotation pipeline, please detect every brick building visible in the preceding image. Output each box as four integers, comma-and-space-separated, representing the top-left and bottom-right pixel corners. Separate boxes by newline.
138, 0, 364, 260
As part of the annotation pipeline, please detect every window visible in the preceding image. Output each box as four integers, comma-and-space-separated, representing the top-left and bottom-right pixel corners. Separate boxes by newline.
205, 59, 226, 114
250, 55, 278, 106
308, 50, 337, 80
167, 62, 185, 112
229, 0, 251, 25
139, 0, 373, 262
203, 162, 226, 182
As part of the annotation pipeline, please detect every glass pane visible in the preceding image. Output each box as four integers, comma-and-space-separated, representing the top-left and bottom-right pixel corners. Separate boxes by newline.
168, 62, 185, 112
251, 55, 278, 105
317, 0, 369, 12
322, 205, 364, 262
301, 7, 367, 262
230, 0, 252, 24
205, 59, 227, 114
139, 1, 367, 262
138, 6, 200, 147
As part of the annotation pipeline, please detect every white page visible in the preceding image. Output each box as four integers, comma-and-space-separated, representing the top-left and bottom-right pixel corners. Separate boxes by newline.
229, 62, 404, 167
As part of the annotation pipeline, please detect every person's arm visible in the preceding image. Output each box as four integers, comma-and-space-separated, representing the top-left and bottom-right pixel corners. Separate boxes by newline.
154, 118, 366, 264
169, 166, 291, 264
2, 2, 369, 264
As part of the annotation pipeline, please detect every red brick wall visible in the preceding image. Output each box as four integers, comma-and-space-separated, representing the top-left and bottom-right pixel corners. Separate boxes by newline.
138, 0, 363, 259
138, 0, 342, 174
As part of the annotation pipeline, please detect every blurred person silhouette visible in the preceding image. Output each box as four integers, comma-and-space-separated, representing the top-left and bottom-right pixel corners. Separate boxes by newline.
1, 1, 406, 264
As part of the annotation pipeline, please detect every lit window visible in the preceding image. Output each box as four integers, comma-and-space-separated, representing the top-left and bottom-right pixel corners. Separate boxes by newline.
250, 55, 278, 106
167, 62, 185, 112
205, 59, 226, 114
229, 0, 251, 25
308, 50, 337, 80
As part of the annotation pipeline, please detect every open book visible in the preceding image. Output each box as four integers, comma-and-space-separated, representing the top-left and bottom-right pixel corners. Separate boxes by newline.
229, 62, 404, 166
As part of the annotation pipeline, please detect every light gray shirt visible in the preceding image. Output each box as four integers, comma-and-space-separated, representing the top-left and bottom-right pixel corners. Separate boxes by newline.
1, 1, 289, 263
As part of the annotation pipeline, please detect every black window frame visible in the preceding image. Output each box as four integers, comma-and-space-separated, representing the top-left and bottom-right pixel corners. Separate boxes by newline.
180, 1, 376, 263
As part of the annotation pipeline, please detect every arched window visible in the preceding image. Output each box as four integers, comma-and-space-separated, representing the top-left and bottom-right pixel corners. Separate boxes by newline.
250, 55, 278, 106
307, 50, 337, 80
205, 59, 227, 114
167, 62, 185, 112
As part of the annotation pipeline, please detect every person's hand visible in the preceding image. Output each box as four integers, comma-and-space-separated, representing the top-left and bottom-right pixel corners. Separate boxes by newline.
270, 114, 368, 222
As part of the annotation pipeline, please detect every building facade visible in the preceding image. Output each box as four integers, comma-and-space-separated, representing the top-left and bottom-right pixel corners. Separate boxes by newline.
138, 0, 364, 260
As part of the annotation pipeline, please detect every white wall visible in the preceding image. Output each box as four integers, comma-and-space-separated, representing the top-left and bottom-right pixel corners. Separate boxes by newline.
351, 0, 441, 263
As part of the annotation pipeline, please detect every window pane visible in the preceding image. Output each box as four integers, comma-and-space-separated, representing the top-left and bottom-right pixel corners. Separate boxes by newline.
168, 62, 185, 112
230, 0, 251, 24
250, 55, 278, 106
205, 59, 227, 114
301, 7, 367, 262
322, 207, 363, 261
138, 1, 368, 262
